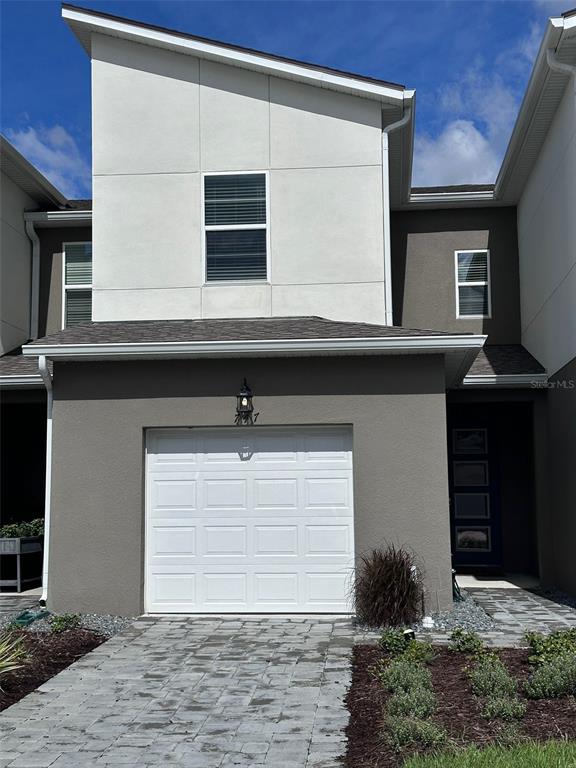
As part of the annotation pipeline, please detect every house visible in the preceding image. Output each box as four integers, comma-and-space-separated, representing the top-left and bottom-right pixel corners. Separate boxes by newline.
0, 4, 574, 616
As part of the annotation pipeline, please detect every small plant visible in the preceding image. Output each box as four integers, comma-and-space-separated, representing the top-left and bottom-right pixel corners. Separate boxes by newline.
0, 518, 44, 538
379, 627, 408, 655
353, 545, 424, 627
525, 628, 576, 665
385, 716, 447, 751
449, 628, 485, 656
376, 658, 433, 694
468, 654, 517, 698
482, 696, 526, 721
49, 614, 81, 633
0, 631, 27, 683
524, 653, 576, 699
402, 640, 435, 665
387, 687, 437, 719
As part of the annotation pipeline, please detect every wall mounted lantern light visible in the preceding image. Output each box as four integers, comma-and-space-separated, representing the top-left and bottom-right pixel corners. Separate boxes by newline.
235, 379, 257, 425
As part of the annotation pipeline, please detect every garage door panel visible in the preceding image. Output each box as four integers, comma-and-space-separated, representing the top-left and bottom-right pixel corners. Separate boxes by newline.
146, 427, 354, 613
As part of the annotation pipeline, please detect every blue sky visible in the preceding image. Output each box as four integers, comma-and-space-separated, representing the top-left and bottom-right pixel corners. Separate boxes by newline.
0, 0, 569, 198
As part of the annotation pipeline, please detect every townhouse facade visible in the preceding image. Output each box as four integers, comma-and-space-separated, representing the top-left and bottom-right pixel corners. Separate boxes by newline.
0, 4, 574, 614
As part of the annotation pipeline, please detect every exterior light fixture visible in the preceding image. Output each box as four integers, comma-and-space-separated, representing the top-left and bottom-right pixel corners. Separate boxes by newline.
235, 379, 256, 425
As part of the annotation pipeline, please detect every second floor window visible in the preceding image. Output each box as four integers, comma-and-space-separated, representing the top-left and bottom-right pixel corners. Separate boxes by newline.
204, 173, 268, 282
455, 250, 491, 318
63, 242, 92, 327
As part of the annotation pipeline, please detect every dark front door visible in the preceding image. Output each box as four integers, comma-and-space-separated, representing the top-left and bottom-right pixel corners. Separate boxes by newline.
448, 423, 501, 569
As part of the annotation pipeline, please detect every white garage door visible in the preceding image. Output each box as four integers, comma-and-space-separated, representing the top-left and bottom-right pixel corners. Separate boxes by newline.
145, 427, 354, 613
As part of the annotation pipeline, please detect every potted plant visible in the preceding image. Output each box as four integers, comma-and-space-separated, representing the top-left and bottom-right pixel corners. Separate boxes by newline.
0, 519, 44, 592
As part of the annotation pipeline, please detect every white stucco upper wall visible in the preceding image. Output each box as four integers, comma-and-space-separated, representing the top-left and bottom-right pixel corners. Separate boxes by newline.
91, 34, 387, 324
0, 171, 33, 354
517, 78, 576, 376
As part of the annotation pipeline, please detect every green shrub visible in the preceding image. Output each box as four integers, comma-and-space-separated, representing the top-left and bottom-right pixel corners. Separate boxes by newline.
482, 696, 526, 721
468, 654, 517, 697
0, 518, 44, 538
353, 545, 423, 627
376, 658, 433, 694
0, 631, 27, 683
449, 628, 485, 656
525, 628, 576, 665
379, 627, 408, 655
402, 640, 435, 665
49, 614, 81, 633
387, 687, 437, 719
385, 716, 447, 752
524, 653, 576, 699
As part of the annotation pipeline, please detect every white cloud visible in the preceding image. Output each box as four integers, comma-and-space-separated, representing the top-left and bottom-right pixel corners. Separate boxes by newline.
413, 63, 522, 186
413, 120, 501, 186
6, 125, 90, 199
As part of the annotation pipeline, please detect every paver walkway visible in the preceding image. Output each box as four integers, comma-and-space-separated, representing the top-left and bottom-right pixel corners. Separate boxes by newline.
468, 588, 576, 634
0, 617, 354, 768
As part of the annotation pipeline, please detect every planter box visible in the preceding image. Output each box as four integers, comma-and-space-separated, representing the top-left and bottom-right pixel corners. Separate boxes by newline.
0, 536, 43, 591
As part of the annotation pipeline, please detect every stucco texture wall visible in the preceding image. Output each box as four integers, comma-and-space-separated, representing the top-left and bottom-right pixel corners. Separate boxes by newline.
48, 354, 452, 616
90, 34, 387, 325
391, 207, 521, 343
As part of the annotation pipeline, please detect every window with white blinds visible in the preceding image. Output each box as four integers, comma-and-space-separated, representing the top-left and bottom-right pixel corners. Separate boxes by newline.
63, 242, 92, 327
455, 250, 491, 318
204, 173, 267, 282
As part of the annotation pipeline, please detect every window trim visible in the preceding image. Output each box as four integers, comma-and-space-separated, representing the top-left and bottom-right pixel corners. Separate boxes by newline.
62, 241, 92, 329
454, 249, 491, 320
201, 170, 270, 285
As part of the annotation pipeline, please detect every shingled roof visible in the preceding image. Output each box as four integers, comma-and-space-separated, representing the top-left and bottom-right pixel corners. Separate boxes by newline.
26, 316, 470, 347
467, 345, 545, 377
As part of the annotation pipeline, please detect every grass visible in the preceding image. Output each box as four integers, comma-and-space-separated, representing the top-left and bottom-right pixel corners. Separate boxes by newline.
402, 740, 576, 767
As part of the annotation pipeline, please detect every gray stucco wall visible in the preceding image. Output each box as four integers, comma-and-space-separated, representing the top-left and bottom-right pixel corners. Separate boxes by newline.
38, 227, 92, 337
48, 354, 452, 616
391, 207, 520, 343
545, 356, 576, 595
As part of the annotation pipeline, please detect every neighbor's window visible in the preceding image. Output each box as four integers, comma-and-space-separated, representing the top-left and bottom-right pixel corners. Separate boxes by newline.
455, 250, 491, 318
63, 242, 92, 327
204, 173, 267, 282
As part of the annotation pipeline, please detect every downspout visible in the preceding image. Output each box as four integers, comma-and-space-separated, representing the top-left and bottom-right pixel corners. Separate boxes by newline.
38, 355, 53, 606
25, 220, 40, 340
546, 48, 576, 80
382, 104, 412, 325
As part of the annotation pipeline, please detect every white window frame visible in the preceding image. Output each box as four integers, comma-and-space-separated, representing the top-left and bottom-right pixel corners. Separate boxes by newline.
62, 241, 92, 329
202, 170, 270, 285
454, 249, 491, 319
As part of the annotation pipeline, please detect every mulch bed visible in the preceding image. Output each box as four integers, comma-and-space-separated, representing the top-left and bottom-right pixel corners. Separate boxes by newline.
0, 629, 105, 711
343, 645, 576, 767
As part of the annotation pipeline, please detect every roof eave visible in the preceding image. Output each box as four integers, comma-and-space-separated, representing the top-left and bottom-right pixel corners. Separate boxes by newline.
62, 5, 408, 105
0, 136, 68, 207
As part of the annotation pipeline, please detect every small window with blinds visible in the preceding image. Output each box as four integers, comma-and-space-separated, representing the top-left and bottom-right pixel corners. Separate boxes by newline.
455, 250, 491, 318
63, 242, 92, 327
203, 173, 268, 282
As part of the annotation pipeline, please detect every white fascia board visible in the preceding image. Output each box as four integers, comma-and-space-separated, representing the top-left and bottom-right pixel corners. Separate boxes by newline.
24, 210, 92, 228
0, 375, 43, 389
461, 373, 548, 388
23, 334, 486, 361
408, 191, 495, 205
62, 7, 407, 105
494, 16, 565, 201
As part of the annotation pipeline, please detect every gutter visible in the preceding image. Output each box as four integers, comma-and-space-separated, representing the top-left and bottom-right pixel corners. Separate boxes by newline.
38, 356, 53, 606
546, 47, 576, 79
0, 375, 43, 389
462, 373, 549, 388
382, 104, 413, 325
24, 210, 92, 228
25, 220, 40, 340
23, 332, 486, 360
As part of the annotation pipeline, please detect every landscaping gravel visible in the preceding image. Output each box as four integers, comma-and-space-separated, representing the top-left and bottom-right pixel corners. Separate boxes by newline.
0, 609, 134, 638
412, 590, 497, 632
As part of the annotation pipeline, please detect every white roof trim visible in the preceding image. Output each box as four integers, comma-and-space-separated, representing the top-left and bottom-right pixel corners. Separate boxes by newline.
0, 136, 67, 207
62, 6, 411, 105
24, 210, 92, 228
0, 374, 43, 389
23, 334, 486, 360
461, 373, 548, 388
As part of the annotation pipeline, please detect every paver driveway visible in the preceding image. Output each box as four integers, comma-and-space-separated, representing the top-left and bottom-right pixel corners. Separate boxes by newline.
0, 617, 354, 768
